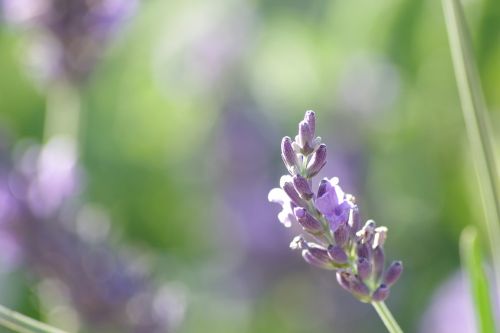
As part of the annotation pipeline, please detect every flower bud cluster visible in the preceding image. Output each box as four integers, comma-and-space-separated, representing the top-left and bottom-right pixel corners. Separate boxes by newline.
269, 111, 402, 303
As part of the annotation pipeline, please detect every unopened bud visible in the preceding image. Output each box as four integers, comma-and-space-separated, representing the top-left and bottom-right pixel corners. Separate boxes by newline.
293, 175, 313, 200
281, 136, 297, 173
298, 121, 314, 153
350, 279, 370, 300
294, 207, 323, 233
281, 176, 305, 207
302, 245, 333, 270
372, 284, 390, 302
384, 261, 403, 286
334, 223, 349, 247
372, 246, 385, 281
306, 144, 327, 177
356, 241, 371, 260
356, 257, 372, 281
304, 110, 316, 135
327, 245, 348, 265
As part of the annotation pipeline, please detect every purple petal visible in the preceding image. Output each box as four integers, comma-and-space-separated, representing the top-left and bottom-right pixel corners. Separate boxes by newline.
315, 191, 336, 216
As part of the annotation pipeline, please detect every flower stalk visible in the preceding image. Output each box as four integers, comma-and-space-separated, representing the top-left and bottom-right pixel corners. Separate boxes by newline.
371, 301, 403, 333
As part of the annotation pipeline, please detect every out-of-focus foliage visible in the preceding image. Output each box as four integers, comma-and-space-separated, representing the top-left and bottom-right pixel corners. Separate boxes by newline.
0, 0, 500, 332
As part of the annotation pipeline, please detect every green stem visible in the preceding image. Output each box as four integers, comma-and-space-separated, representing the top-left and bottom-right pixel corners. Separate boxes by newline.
0, 304, 69, 333
371, 301, 403, 333
442, 0, 500, 304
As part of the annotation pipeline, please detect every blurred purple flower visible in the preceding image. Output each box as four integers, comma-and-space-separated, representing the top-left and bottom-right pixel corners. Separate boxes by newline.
15, 213, 175, 333
0, 182, 22, 269
1, 0, 137, 84
11, 137, 80, 218
0, 137, 182, 332
419, 271, 479, 333
212, 107, 292, 255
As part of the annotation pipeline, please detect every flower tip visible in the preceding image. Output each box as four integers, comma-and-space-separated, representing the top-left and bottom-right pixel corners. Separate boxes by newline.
281, 136, 297, 172
372, 284, 390, 302
384, 261, 403, 286
304, 110, 316, 134
305, 110, 315, 116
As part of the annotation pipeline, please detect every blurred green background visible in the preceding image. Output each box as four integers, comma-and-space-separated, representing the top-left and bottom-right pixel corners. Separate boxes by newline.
1, 0, 500, 332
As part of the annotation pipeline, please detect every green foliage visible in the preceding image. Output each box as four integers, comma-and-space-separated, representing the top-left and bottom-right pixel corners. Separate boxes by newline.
460, 227, 496, 333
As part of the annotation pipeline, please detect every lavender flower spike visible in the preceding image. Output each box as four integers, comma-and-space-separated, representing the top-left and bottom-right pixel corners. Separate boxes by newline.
268, 110, 403, 305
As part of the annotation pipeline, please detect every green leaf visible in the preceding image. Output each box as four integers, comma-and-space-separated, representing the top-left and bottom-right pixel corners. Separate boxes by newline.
441, 0, 500, 304
460, 226, 497, 333
0, 304, 69, 333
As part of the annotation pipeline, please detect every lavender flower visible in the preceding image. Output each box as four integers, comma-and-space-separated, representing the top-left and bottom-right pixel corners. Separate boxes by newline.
0, 139, 181, 332
269, 111, 403, 303
1, 0, 137, 84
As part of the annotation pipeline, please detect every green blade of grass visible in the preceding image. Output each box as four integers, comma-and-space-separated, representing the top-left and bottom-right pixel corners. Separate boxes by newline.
0, 304, 69, 333
442, 0, 500, 305
460, 226, 497, 333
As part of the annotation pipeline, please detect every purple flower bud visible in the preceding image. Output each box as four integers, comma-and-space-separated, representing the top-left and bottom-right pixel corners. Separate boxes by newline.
306, 144, 327, 177
302, 246, 333, 270
372, 284, 390, 302
356, 241, 371, 260
384, 261, 403, 286
281, 178, 305, 207
334, 223, 349, 247
327, 245, 348, 265
350, 279, 370, 299
281, 136, 297, 172
304, 110, 316, 136
293, 207, 323, 233
293, 175, 313, 200
372, 246, 385, 281
356, 257, 372, 281
337, 271, 369, 300
298, 121, 314, 153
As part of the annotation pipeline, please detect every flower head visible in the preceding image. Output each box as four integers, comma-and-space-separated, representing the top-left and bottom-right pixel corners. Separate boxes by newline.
268, 111, 402, 302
